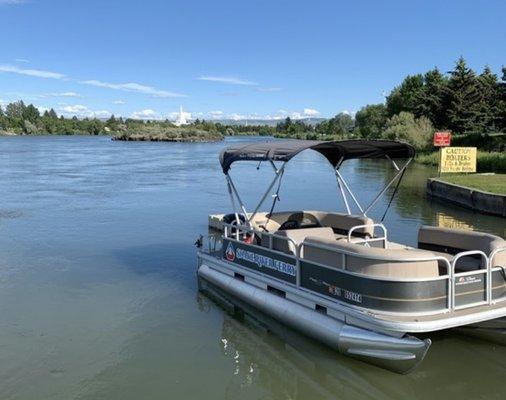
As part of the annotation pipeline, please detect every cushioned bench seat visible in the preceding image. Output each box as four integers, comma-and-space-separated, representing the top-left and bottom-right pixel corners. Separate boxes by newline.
418, 226, 506, 270
302, 236, 440, 279
260, 227, 336, 255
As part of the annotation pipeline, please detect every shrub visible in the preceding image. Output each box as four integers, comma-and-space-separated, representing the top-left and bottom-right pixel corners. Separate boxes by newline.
382, 112, 434, 150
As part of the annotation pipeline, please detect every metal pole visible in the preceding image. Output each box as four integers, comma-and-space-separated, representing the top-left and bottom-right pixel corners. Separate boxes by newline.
227, 174, 250, 225
248, 162, 286, 223
336, 175, 351, 214
226, 178, 241, 225
335, 170, 364, 214
363, 158, 412, 215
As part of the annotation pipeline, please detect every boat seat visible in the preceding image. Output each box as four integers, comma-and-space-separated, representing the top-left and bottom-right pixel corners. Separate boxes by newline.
261, 227, 335, 255
251, 211, 321, 233
303, 236, 440, 279
308, 211, 375, 237
428, 250, 482, 273
418, 226, 506, 269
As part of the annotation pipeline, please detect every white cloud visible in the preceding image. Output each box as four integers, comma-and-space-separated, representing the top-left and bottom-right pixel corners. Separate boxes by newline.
208, 110, 224, 119
50, 92, 82, 98
198, 76, 258, 86
59, 104, 111, 119
256, 87, 282, 92
60, 104, 88, 114
0, 64, 65, 79
209, 108, 322, 121
81, 80, 186, 98
112, 100, 125, 105
303, 108, 320, 117
0, 0, 26, 5
131, 109, 158, 119
15, 58, 29, 63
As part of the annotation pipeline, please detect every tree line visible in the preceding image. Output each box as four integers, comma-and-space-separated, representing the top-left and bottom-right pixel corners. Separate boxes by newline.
1, 57, 505, 150
0, 100, 108, 135
275, 57, 505, 150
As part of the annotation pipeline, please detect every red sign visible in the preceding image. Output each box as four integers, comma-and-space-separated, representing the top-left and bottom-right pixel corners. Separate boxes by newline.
434, 132, 451, 147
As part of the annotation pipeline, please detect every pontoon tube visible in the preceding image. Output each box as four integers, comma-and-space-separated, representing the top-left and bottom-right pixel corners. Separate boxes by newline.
198, 263, 431, 374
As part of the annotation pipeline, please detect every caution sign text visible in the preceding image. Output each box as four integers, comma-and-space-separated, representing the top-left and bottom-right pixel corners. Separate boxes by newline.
440, 147, 477, 173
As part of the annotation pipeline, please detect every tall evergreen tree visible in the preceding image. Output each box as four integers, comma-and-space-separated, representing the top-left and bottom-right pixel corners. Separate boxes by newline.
48, 108, 58, 119
415, 68, 449, 128
476, 66, 499, 131
22, 104, 40, 124
446, 57, 482, 133
498, 66, 506, 132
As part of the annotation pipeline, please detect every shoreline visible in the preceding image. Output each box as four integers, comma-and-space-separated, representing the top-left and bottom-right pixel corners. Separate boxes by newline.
427, 178, 506, 217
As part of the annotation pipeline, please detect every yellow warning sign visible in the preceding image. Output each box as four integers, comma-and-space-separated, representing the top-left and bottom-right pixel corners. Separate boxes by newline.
440, 147, 477, 173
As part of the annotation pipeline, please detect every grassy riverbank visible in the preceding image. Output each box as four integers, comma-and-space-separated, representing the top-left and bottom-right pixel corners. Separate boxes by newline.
416, 151, 506, 173
437, 174, 506, 195
112, 126, 223, 142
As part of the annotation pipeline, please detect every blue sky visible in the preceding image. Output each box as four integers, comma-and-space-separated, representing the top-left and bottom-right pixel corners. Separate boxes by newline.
0, 0, 504, 121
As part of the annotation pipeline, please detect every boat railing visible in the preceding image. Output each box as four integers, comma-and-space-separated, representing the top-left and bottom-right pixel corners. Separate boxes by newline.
223, 222, 299, 255
450, 250, 490, 310
347, 223, 387, 248
220, 222, 504, 313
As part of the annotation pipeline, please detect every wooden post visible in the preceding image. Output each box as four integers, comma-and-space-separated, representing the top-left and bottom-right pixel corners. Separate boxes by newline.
438, 147, 442, 177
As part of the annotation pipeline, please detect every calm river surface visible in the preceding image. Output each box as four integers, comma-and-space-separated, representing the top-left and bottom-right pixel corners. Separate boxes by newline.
0, 135, 504, 400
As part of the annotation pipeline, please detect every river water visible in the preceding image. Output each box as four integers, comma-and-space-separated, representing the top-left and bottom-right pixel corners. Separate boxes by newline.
0, 135, 504, 400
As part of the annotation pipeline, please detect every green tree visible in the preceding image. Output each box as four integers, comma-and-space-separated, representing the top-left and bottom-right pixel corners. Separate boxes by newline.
476, 66, 499, 131
48, 108, 58, 119
497, 66, 506, 132
106, 114, 119, 131
6, 100, 26, 119
446, 57, 482, 133
386, 74, 424, 117
382, 112, 434, 150
415, 68, 449, 128
355, 104, 387, 138
22, 104, 40, 124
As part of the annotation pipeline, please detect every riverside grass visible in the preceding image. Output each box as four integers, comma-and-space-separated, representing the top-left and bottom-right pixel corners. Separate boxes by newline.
437, 174, 506, 195
416, 151, 506, 173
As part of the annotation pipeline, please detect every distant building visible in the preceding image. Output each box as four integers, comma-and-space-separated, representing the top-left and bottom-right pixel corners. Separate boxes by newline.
174, 105, 188, 126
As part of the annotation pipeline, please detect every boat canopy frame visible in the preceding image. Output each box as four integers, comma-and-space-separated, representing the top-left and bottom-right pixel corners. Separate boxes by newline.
219, 139, 415, 224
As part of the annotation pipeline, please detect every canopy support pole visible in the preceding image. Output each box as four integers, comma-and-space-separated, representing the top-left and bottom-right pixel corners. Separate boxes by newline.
248, 162, 286, 223
335, 170, 364, 214
363, 158, 412, 216
226, 178, 241, 226
385, 155, 400, 171
335, 173, 351, 214
226, 174, 251, 227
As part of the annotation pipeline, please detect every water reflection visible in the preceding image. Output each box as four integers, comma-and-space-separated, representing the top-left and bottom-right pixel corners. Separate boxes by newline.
202, 292, 506, 400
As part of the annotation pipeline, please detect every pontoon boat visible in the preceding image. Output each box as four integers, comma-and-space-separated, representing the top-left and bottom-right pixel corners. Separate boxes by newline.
196, 139, 506, 373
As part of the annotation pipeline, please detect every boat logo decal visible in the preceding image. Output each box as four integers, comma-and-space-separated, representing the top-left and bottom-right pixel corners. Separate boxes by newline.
225, 241, 296, 277
456, 275, 482, 286
225, 242, 236, 261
